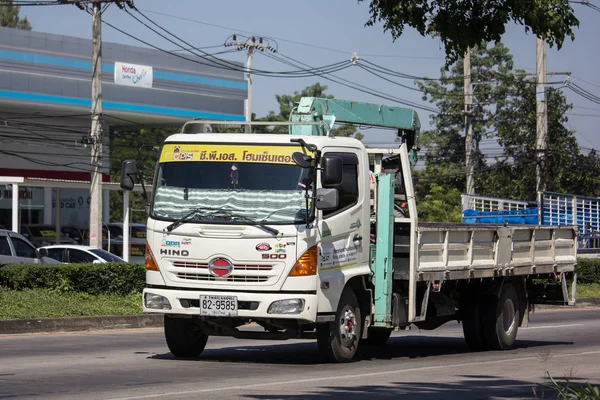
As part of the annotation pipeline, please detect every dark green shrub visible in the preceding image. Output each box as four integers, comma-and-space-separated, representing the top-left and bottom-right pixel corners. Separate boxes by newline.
0, 263, 145, 295
576, 258, 600, 284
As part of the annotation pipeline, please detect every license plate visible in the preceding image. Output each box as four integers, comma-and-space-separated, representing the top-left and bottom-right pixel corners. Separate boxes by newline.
199, 295, 238, 317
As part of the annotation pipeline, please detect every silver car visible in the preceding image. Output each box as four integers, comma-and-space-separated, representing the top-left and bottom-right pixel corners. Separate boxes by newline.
0, 229, 59, 266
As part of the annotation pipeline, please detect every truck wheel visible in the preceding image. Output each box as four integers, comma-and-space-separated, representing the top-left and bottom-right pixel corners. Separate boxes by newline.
317, 288, 362, 363
461, 298, 485, 350
164, 316, 208, 358
361, 327, 393, 346
484, 283, 520, 350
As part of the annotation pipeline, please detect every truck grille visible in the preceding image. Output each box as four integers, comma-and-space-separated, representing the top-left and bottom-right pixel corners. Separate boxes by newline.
172, 261, 273, 271
175, 273, 269, 283
169, 260, 279, 285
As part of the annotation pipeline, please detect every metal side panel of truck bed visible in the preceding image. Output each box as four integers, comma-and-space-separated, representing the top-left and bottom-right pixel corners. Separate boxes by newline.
413, 223, 578, 281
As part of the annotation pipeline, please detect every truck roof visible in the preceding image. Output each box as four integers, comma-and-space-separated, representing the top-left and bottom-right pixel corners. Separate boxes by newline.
163, 133, 367, 150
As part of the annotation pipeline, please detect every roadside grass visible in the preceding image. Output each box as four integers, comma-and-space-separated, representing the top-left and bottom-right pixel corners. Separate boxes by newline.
577, 283, 600, 298
0, 288, 142, 319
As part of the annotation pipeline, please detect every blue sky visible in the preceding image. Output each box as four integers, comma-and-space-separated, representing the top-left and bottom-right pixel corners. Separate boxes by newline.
18, 0, 600, 149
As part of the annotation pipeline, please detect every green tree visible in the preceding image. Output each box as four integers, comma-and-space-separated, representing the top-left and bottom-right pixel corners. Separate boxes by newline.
416, 183, 462, 222
359, 0, 578, 65
109, 127, 177, 223
414, 42, 514, 204
480, 78, 600, 199
259, 83, 364, 139
1, 0, 32, 30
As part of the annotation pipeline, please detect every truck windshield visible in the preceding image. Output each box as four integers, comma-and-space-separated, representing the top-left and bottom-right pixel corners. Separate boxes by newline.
151, 143, 312, 225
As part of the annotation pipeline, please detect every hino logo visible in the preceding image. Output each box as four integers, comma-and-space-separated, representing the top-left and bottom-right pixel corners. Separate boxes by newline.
160, 249, 189, 256
208, 257, 233, 278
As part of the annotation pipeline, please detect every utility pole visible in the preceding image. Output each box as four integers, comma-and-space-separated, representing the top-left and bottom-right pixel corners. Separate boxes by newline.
64, 0, 134, 248
224, 35, 275, 133
89, 0, 103, 248
535, 36, 548, 194
464, 47, 475, 195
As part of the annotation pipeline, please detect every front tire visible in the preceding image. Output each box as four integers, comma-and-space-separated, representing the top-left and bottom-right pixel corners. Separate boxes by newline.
164, 316, 209, 358
317, 288, 362, 363
483, 283, 520, 350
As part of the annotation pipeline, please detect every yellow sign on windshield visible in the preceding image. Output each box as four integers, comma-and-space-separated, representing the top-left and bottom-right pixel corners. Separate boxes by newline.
160, 144, 307, 165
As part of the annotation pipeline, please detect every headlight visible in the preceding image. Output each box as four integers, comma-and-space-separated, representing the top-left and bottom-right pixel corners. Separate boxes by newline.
144, 293, 171, 310
267, 299, 305, 314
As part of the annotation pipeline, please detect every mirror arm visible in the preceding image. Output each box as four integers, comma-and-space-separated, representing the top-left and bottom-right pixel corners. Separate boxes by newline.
135, 144, 160, 206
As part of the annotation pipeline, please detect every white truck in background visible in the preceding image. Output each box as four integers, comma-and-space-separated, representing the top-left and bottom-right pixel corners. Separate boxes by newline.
120, 97, 577, 362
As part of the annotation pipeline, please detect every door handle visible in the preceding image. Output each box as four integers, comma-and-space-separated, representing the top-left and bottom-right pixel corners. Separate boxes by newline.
353, 234, 362, 242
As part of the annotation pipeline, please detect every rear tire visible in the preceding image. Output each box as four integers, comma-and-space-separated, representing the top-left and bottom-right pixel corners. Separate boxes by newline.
483, 283, 520, 350
317, 288, 362, 363
361, 327, 393, 346
164, 316, 209, 358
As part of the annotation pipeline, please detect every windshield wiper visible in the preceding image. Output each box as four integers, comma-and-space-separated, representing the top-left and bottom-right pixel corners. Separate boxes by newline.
164, 208, 204, 232
226, 213, 280, 236
164, 207, 230, 232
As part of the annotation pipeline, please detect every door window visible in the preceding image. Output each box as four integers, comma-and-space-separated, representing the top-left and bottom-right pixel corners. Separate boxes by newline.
68, 249, 97, 263
46, 248, 65, 262
0, 237, 11, 256
322, 152, 359, 218
11, 238, 37, 258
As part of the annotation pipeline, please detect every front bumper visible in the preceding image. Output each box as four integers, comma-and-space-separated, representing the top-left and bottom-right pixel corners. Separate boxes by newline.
142, 288, 318, 323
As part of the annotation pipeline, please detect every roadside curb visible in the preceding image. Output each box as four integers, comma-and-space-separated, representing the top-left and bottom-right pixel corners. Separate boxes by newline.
0, 315, 163, 335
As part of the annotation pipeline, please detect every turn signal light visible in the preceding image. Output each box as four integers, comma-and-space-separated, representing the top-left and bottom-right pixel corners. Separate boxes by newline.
289, 245, 318, 276
145, 242, 159, 271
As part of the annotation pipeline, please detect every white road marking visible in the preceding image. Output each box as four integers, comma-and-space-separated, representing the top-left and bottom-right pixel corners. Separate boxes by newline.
109, 349, 600, 400
523, 323, 583, 329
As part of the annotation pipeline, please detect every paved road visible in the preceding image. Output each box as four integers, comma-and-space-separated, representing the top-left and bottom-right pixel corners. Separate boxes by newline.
1, 309, 599, 400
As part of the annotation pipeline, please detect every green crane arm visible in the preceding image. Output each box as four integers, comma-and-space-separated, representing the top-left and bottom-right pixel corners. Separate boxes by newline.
288, 97, 421, 153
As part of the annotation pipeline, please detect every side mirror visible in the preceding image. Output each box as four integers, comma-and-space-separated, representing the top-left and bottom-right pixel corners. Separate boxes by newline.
315, 188, 339, 210
120, 160, 137, 191
92, 259, 102, 264
292, 152, 313, 168
38, 248, 48, 258
321, 156, 343, 186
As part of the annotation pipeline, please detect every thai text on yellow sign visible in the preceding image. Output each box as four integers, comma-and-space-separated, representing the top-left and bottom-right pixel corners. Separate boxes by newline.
160, 144, 309, 165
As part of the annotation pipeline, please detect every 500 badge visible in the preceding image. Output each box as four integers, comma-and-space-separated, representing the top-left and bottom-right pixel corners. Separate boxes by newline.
262, 253, 287, 259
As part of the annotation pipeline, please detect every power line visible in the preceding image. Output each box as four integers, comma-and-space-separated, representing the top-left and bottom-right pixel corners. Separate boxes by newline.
135, 8, 445, 60
263, 51, 439, 114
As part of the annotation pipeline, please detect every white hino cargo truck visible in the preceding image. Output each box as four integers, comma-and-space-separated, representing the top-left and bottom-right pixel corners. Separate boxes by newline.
120, 97, 577, 363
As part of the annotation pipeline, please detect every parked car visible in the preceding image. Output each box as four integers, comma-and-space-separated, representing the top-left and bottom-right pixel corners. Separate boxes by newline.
106, 222, 146, 260
20, 225, 78, 247
60, 226, 87, 245
0, 229, 60, 265
40, 245, 125, 264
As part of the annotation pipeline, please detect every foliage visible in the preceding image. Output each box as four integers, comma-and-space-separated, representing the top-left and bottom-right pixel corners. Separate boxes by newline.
0, 0, 32, 30
482, 79, 600, 200
575, 258, 600, 284
416, 183, 462, 222
258, 83, 364, 139
359, 0, 578, 66
415, 41, 600, 211
0, 288, 142, 319
537, 372, 600, 399
109, 127, 176, 223
414, 42, 513, 203
0, 263, 145, 296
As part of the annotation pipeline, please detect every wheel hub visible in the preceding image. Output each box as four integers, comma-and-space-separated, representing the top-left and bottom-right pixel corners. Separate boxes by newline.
339, 305, 357, 347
